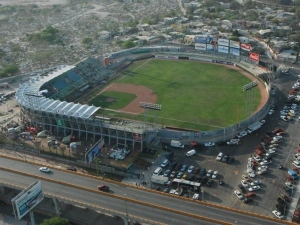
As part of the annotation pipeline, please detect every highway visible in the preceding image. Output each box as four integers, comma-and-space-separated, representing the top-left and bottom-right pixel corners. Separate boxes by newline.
0, 157, 288, 225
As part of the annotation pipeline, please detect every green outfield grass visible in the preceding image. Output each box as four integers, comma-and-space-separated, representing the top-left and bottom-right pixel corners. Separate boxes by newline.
93, 59, 261, 130
88, 91, 136, 110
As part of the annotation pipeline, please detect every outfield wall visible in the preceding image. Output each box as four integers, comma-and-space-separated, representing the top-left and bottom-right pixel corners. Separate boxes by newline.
109, 48, 272, 143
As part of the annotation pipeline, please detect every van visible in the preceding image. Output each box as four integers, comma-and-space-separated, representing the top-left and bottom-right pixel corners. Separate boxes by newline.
161, 159, 169, 168
186, 149, 196, 157
153, 167, 162, 175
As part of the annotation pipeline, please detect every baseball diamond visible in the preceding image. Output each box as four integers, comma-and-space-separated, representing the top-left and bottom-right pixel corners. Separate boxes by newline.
89, 58, 265, 131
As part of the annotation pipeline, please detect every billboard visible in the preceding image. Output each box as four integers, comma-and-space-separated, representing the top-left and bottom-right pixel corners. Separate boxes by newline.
230, 40, 240, 49
249, 52, 259, 62
207, 43, 217, 51
195, 43, 206, 50
12, 181, 44, 219
195, 36, 213, 44
230, 48, 240, 56
218, 38, 229, 46
240, 43, 251, 51
218, 45, 229, 53
85, 139, 105, 163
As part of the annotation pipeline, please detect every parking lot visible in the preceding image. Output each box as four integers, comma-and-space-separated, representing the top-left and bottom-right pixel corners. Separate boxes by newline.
151, 68, 300, 219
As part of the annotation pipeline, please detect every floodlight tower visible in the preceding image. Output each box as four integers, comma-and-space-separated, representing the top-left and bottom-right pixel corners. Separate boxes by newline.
243, 81, 258, 117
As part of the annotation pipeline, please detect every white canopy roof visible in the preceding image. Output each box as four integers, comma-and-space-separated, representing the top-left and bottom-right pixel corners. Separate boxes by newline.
15, 65, 100, 119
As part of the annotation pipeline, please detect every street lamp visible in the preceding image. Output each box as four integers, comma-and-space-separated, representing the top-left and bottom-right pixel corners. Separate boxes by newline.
124, 194, 129, 225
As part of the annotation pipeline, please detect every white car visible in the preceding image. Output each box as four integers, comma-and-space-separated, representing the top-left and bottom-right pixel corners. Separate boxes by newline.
260, 160, 272, 165
241, 180, 249, 187
204, 142, 215, 147
268, 109, 274, 115
260, 120, 266, 124
212, 171, 219, 179
267, 149, 276, 155
272, 210, 284, 220
273, 136, 282, 141
237, 131, 247, 138
39, 167, 50, 173
234, 190, 244, 200
281, 116, 290, 122
187, 165, 195, 173
269, 144, 278, 148
293, 161, 300, 168
251, 180, 262, 186
206, 169, 213, 177
248, 185, 260, 192
258, 166, 268, 171
253, 155, 262, 162
285, 182, 295, 189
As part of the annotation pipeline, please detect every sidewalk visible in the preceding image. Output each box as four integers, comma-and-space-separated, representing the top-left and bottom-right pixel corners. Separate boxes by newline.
0, 215, 28, 225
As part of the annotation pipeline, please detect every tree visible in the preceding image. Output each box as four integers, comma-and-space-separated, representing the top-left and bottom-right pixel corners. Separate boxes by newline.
0, 64, 19, 77
40, 217, 70, 225
82, 37, 93, 44
122, 40, 136, 49
0, 49, 5, 58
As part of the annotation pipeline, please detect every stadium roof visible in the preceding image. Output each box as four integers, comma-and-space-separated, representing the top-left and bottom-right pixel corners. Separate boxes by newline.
15, 65, 100, 119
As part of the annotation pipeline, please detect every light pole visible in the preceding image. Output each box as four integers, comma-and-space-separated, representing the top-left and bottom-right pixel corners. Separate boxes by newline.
124, 194, 129, 225
201, 187, 204, 201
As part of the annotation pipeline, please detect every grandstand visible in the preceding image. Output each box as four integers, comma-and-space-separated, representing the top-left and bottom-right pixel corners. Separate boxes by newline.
39, 58, 115, 101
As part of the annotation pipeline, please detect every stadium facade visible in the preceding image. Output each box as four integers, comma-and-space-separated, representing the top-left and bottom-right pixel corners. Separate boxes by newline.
15, 58, 159, 151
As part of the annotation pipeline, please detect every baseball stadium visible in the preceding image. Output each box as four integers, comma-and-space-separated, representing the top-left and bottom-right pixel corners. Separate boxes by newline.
15, 46, 271, 156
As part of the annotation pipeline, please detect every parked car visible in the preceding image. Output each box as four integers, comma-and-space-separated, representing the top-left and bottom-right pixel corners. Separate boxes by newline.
228, 157, 235, 164
180, 165, 188, 172
177, 172, 184, 179
192, 167, 200, 174
66, 166, 77, 172
222, 154, 229, 163
216, 152, 224, 161
248, 185, 260, 192
163, 169, 171, 177
238, 184, 247, 193
244, 192, 256, 198
234, 190, 244, 200
206, 169, 213, 177
169, 162, 177, 170
237, 131, 247, 138
199, 168, 206, 176
187, 166, 195, 173
212, 171, 219, 179
174, 163, 182, 171
170, 171, 177, 178
243, 198, 253, 204
241, 180, 249, 187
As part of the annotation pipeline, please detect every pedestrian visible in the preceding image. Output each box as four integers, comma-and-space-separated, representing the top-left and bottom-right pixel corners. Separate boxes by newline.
136, 183, 137, 186
145, 182, 147, 185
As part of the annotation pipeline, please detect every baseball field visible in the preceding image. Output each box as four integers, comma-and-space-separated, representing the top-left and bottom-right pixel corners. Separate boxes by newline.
87, 59, 261, 131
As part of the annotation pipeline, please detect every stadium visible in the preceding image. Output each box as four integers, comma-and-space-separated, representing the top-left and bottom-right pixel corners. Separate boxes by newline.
15, 46, 271, 155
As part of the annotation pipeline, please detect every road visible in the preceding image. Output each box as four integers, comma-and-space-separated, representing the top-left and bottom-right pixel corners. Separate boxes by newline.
0, 157, 287, 225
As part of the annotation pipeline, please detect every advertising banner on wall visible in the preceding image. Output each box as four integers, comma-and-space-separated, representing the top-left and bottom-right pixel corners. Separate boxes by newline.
218, 45, 229, 53
155, 55, 179, 59
85, 139, 105, 163
249, 52, 260, 62
230, 48, 240, 56
240, 43, 251, 51
195, 43, 206, 50
12, 181, 44, 219
195, 36, 213, 44
207, 43, 217, 51
218, 38, 229, 46
229, 40, 240, 49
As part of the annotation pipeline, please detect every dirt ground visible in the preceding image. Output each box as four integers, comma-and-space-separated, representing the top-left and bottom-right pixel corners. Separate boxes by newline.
103, 83, 157, 114
0, 0, 69, 6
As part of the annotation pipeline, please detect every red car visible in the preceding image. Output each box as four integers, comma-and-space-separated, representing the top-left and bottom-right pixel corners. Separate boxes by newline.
97, 185, 109, 192
244, 192, 256, 198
